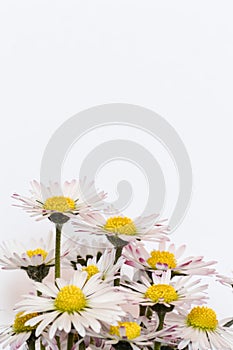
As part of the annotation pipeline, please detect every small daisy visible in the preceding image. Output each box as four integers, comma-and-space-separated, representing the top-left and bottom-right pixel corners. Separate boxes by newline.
70, 235, 112, 257
12, 179, 107, 223
0, 312, 57, 350
73, 212, 169, 246
124, 240, 216, 276
0, 231, 71, 281
63, 235, 113, 269
122, 270, 208, 310
88, 316, 173, 350
74, 249, 124, 283
15, 271, 126, 339
166, 306, 233, 350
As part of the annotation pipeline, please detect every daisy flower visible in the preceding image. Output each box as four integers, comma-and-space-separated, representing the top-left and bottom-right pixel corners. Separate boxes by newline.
87, 316, 174, 350
69, 235, 112, 258
0, 231, 72, 281
0, 312, 57, 350
124, 240, 216, 276
12, 179, 106, 224
122, 270, 208, 311
74, 249, 124, 283
15, 271, 126, 339
72, 212, 169, 246
63, 235, 113, 270
166, 306, 233, 350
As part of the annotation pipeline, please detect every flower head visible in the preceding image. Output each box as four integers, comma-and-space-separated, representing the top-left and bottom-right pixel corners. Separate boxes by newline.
124, 240, 216, 276
0, 312, 57, 350
66, 235, 112, 262
166, 306, 233, 350
122, 270, 208, 310
12, 179, 106, 223
15, 271, 126, 339
0, 231, 71, 281
63, 234, 113, 271
87, 315, 174, 350
74, 249, 124, 283
73, 212, 169, 246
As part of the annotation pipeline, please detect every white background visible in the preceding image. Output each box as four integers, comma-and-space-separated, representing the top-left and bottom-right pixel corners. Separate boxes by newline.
0, 0, 233, 329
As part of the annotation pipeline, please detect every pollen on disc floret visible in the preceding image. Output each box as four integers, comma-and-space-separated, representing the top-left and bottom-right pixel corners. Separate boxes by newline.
103, 217, 137, 236
110, 321, 141, 340
145, 284, 178, 303
43, 196, 76, 212
54, 285, 87, 313
186, 306, 218, 331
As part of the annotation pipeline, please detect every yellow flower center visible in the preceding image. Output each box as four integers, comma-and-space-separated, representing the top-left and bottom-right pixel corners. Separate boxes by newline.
43, 196, 76, 212
103, 217, 137, 236
13, 312, 38, 333
145, 284, 178, 303
110, 322, 141, 340
26, 248, 48, 260
54, 285, 86, 313
186, 306, 218, 331
82, 265, 100, 279
147, 250, 177, 269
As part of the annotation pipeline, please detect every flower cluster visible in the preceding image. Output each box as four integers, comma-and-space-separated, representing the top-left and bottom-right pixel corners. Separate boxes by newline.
0, 180, 233, 350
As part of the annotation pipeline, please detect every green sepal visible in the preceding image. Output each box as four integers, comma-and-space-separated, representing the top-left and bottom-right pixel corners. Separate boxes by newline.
151, 303, 174, 313
49, 213, 70, 224
113, 341, 133, 350
107, 235, 128, 247
22, 264, 51, 282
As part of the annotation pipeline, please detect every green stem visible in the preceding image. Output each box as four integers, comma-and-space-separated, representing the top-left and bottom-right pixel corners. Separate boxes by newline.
40, 342, 46, 350
115, 246, 123, 263
27, 339, 35, 350
140, 305, 147, 316
79, 341, 85, 350
67, 332, 74, 350
114, 246, 123, 286
154, 311, 166, 350
55, 224, 62, 279
157, 311, 165, 331
154, 341, 161, 350
146, 306, 153, 319
56, 335, 61, 350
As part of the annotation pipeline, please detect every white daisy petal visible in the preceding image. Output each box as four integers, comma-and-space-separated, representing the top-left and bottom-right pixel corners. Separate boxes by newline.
0, 231, 72, 276
72, 213, 169, 244
35, 311, 59, 336
12, 180, 106, 221
70, 314, 86, 337
0, 314, 53, 350
166, 306, 233, 350
124, 240, 216, 277
14, 270, 126, 339
123, 270, 207, 310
